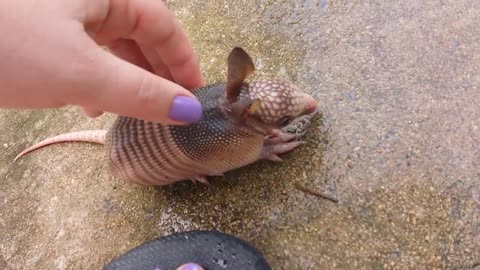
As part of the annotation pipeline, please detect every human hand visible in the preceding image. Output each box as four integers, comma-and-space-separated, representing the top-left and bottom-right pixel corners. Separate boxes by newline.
0, 0, 204, 124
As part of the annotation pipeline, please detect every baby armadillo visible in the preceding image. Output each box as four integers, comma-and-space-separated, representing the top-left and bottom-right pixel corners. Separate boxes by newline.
14, 47, 318, 186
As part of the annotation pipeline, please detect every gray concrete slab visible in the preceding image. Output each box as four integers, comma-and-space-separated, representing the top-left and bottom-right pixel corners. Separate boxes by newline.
1, 0, 479, 269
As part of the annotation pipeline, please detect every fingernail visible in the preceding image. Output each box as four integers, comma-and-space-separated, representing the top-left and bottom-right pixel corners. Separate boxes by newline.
177, 263, 204, 270
169, 96, 202, 123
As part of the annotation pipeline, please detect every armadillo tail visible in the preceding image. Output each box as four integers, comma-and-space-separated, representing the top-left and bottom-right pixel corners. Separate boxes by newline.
14, 130, 107, 161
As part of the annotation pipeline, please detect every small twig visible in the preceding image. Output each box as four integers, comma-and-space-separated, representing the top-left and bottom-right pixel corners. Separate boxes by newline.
295, 182, 339, 203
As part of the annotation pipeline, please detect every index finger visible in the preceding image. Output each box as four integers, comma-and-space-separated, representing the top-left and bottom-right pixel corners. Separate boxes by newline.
126, 0, 204, 90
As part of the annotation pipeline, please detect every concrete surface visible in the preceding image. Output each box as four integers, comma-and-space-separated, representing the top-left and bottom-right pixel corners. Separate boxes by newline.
1, 0, 480, 269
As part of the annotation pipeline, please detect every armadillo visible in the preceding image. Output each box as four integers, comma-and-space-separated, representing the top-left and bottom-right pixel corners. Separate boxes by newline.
14, 47, 318, 186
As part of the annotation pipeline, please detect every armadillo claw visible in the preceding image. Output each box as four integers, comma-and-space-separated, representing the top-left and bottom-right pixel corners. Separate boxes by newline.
260, 141, 305, 161
265, 154, 284, 162
264, 132, 297, 145
191, 176, 210, 185
190, 172, 225, 185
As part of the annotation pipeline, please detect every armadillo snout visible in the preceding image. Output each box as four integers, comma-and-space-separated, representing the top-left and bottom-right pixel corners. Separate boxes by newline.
300, 93, 318, 115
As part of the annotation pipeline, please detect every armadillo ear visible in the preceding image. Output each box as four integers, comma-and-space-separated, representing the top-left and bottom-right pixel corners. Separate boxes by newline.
230, 98, 262, 118
226, 47, 255, 103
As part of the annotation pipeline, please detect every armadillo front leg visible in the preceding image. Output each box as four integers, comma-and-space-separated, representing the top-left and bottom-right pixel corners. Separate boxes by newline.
264, 131, 297, 145
190, 172, 224, 185
191, 176, 210, 185
261, 130, 305, 162
259, 111, 316, 161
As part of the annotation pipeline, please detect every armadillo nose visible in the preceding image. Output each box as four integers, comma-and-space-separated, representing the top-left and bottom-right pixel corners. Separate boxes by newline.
303, 95, 318, 114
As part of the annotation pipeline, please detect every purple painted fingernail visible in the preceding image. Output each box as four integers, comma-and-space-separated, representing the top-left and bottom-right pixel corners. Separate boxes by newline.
177, 263, 204, 270
169, 96, 203, 123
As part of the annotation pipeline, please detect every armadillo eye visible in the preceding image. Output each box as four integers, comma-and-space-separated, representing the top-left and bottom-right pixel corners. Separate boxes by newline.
278, 116, 291, 127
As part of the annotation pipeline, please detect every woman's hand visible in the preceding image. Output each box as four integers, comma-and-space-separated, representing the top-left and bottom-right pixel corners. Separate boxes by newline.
0, 0, 204, 124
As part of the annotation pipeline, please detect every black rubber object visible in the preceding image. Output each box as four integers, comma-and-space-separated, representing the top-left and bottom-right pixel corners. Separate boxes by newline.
102, 230, 272, 270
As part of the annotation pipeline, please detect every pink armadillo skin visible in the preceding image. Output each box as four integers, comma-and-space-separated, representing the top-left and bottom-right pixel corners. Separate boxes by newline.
14, 130, 107, 161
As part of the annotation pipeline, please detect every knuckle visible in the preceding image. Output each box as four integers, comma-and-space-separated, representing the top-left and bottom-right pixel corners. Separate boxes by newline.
153, 21, 177, 47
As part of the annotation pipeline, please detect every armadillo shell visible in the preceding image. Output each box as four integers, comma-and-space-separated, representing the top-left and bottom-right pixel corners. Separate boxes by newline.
101, 230, 272, 270
105, 84, 264, 185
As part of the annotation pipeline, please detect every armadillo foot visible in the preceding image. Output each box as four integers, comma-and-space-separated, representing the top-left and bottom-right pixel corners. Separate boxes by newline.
265, 154, 284, 162
191, 176, 210, 185
260, 141, 305, 161
264, 130, 297, 145
190, 172, 224, 185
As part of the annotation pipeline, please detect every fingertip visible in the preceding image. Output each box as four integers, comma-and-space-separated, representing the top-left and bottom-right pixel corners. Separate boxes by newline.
168, 95, 203, 124
81, 106, 104, 118
132, 77, 203, 125
191, 75, 206, 90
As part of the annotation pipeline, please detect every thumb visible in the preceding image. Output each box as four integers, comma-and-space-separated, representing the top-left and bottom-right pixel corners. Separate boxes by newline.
65, 43, 203, 125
